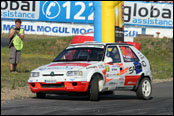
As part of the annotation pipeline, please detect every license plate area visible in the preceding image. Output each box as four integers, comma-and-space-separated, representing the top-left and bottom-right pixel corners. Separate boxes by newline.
45, 80, 57, 84
41, 83, 64, 88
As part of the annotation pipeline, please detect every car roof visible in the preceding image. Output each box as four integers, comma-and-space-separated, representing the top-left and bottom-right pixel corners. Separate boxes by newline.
69, 41, 132, 47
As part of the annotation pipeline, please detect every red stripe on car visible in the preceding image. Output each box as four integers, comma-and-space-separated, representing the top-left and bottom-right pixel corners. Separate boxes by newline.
48, 63, 91, 67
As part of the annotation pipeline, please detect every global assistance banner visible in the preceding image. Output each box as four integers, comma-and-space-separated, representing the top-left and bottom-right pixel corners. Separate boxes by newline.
124, 1, 173, 28
1, 1, 173, 28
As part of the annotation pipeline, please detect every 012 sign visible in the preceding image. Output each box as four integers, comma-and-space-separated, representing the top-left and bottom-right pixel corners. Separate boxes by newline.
40, 1, 94, 23
63, 1, 94, 20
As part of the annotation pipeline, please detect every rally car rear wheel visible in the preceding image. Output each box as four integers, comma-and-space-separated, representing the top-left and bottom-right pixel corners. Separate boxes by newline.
88, 77, 99, 101
36, 92, 46, 99
136, 78, 152, 100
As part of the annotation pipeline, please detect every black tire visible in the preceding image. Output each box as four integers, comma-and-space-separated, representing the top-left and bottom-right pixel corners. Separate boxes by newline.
136, 78, 152, 100
36, 92, 46, 99
88, 76, 99, 101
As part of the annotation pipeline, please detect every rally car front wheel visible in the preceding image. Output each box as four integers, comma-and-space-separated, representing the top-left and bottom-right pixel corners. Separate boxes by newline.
88, 77, 99, 101
136, 78, 152, 100
36, 92, 46, 99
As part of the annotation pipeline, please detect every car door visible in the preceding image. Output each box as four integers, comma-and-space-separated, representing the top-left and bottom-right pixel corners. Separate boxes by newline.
119, 45, 142, 86
104, 45, 121, 90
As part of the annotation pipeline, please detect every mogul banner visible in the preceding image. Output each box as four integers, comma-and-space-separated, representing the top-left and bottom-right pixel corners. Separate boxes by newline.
1, 20, 94, 36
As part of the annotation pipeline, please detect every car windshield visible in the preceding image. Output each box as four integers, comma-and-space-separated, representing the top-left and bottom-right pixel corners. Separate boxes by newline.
53, 47, 105, 62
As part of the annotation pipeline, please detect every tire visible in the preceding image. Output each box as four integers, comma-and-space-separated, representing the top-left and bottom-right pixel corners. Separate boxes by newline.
88, 76, 99, 101
136, 78, 152, 100
36, 92, 46, 99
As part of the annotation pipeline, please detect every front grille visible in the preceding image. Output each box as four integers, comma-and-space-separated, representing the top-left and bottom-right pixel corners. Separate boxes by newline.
43, 74, 64, 76
40, 83, 64, 88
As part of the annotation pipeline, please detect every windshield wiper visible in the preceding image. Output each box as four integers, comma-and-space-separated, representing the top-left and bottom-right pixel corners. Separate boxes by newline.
52, 59, 73, 62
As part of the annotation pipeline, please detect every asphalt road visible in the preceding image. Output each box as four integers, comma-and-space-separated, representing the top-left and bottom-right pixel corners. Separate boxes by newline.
1, 81, 173, 115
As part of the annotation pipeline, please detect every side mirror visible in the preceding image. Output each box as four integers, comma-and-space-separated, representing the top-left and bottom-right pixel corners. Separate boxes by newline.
104, 56, 113, 63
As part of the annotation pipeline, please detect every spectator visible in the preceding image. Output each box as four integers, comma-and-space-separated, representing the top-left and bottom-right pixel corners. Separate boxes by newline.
8, 19, 24, 72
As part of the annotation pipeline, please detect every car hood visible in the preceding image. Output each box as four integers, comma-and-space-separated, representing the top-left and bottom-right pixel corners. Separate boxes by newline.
33, 62, 100, 72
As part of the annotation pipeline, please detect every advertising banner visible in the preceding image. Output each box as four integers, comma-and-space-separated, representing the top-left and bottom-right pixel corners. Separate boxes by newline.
1, 1, 173, 27
124, 1, 173, 28
1, 20, 172, 39
39, 1, 94, 23
1, 20, 94, 36
1, 1, 40, 20
1, 1, 94, 24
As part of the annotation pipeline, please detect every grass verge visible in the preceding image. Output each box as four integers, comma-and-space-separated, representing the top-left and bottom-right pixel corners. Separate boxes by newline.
134, 37, 173, 79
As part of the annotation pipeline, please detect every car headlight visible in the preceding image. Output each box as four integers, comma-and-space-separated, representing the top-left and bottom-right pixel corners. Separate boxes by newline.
30, 72, 40, 77
67, 71, 83, 76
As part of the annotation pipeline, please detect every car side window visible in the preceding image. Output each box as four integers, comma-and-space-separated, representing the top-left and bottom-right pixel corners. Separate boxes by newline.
106, 46, 121, 63
119, 46, 139, 62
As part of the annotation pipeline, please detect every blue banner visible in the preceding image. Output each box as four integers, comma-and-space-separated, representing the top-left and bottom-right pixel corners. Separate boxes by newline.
1, 1, 173, 28
1, 1, 94, 24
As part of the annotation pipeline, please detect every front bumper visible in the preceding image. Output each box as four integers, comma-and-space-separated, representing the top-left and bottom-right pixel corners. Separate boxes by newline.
28, 81, 90, 93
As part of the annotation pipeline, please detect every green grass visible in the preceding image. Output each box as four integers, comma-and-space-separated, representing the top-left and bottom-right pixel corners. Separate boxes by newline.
135, 37, 173, 79
1, 34, 173, 89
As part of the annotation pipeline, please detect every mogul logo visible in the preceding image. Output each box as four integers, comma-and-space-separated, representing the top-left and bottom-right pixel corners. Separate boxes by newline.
1, 1, 40, 19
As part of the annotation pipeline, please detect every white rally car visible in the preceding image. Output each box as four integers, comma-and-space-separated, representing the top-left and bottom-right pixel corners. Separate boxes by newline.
28, 42, 152, 101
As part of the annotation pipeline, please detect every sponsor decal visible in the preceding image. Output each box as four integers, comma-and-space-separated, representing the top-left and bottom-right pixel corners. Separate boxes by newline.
109, 82, 118, 85
111, 65, 120, 68
120, 67, 129, 75
106, 65, 110, 72
129, 61, 142, 74
69, 79, 75, 81
105, 78, 113, 83
133, 61, 142, 74
139, 54, 145, 59
141, 61, 147, 67
112, 68, 118, 71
